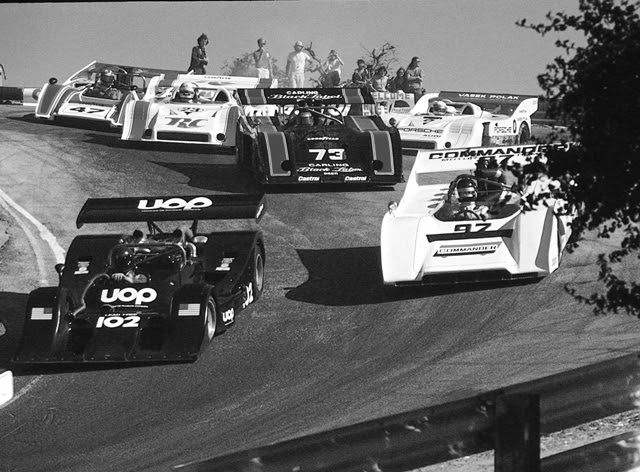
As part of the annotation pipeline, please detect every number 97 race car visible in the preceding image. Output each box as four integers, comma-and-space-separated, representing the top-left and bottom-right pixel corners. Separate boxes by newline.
381, 143, 575, 286
13, 193, 266, 364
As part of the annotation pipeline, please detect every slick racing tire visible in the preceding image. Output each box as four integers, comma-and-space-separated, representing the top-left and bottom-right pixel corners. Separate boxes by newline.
252, 247, 265, 302
204, 296, 217, 342
517, 122, 531, 144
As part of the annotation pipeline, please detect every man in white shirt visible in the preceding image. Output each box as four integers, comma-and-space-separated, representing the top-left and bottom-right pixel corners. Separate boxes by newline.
286, 41, 312, 88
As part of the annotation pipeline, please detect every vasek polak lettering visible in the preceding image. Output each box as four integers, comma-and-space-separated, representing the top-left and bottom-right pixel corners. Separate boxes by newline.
101, 288, 157, 306
455, 93, 521, 101
138, 197, 213, 212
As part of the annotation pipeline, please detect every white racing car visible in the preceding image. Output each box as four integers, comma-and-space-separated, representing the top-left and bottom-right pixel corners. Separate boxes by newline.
380, 143, 574, 286
120, 74, 274, 147
382, 91, 538, 152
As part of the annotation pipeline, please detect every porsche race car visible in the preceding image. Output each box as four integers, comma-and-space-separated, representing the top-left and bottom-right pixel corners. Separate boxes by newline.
35, 61, 185, 128
14, 193, 266, 364
235, 88, 403, 185
382, 91, 538, 152
120, 74, 275, 147
381, 143, 574, 286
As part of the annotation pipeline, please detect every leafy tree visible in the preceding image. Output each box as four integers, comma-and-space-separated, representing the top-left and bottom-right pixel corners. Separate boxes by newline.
517, 0, 640, 315
221, 53, 287, 84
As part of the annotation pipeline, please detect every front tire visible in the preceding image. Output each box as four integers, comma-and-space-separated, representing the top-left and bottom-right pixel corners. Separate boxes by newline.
252, 247, 265, 302
204, 296, 217, 342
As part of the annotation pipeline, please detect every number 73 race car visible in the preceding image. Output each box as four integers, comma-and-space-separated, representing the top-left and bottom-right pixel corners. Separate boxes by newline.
13, 193, 266, 364
235, 88, 403, 185
381, 143, 575, 286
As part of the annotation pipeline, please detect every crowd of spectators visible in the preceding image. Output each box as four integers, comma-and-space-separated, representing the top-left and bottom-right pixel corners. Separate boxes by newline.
186, 34, 426, 100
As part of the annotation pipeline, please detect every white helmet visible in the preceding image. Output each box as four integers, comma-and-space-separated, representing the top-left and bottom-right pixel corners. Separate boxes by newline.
178, 82, 197, 100
432, 100, 447, 115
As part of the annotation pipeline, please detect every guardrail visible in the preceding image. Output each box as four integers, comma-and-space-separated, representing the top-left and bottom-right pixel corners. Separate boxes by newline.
175, 353, 640, 472
0, 86, 39, 105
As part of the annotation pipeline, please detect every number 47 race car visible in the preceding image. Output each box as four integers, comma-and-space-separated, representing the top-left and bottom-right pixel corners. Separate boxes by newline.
13, 193, 266, 364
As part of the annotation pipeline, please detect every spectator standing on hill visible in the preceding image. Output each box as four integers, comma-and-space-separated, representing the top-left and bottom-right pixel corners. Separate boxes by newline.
286, 40, 313, 87
253, 38, 273, 79
188, 33, 209, 75
404, 56, 424, 100
322, 50, 344, 86
351, 59, 371, 88
387, 67, 406, 93
370, 66, 389, 92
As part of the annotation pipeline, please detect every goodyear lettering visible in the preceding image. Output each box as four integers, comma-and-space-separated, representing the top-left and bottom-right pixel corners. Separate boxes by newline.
101, 288, 157, 305
138, 196, 213, 211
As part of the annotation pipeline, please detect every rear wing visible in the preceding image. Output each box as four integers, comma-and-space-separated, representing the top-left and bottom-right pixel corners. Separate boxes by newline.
412, 142, 574, 175
76, 194, 266, 228
237, 88, 375, 106
65, 60, 186, 85
438, 91, 539, 117
173, 74, 276, 89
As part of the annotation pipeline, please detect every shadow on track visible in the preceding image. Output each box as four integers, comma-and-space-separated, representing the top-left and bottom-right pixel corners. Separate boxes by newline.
286, 247, 542, 306
151, 161, 262, 194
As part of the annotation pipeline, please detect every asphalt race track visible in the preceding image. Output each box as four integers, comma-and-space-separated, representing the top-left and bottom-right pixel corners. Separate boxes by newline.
1, 105, 639, 472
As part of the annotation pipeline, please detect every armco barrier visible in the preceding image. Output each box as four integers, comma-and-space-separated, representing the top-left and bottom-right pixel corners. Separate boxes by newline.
175, 353, 640, 472
0, 86, 39, 105
0, 369, 14, 407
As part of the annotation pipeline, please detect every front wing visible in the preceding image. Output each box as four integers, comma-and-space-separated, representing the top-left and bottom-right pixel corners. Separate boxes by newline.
381, 205, 569, 285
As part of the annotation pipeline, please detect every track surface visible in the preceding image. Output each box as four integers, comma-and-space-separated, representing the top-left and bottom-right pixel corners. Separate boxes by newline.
0, 106, 639, 471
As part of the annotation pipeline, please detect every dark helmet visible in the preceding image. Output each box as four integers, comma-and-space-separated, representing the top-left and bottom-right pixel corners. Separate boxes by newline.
299, 110, 313, 126
112, 247, 134, 272
99, 69, 116, 86
456, 177, 477, 202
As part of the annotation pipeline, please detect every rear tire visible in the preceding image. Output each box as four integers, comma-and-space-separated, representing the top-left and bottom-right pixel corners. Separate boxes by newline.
517, 122, 531, 144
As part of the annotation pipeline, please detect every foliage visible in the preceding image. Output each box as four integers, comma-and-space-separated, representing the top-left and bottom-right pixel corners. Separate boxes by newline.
221, 53, 287, 83
518, 0, 640, 315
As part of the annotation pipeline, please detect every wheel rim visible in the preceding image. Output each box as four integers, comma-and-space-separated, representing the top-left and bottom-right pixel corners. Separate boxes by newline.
205, 297, 217, 341
254, 251, 264, 292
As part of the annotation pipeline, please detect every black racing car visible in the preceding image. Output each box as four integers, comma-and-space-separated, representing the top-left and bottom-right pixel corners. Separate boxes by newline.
14, 194, 266, 364
235, 88, 403, 185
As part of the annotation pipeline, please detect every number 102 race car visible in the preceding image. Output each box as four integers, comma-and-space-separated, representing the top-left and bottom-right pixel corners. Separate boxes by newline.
14, 193, 266, 364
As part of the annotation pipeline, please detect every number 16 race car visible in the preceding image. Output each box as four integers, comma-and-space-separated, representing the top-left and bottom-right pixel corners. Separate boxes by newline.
381, 143, 574, 287
13, 193, 266, 364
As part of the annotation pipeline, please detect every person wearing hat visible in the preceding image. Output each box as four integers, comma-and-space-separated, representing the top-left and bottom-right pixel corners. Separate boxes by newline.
286, 40, 312, 88
322, 49, 344, 86
253, 38, 273, 79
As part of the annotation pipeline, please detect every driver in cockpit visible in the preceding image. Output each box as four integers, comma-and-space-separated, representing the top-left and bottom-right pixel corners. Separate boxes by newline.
451, 178, 489, 221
